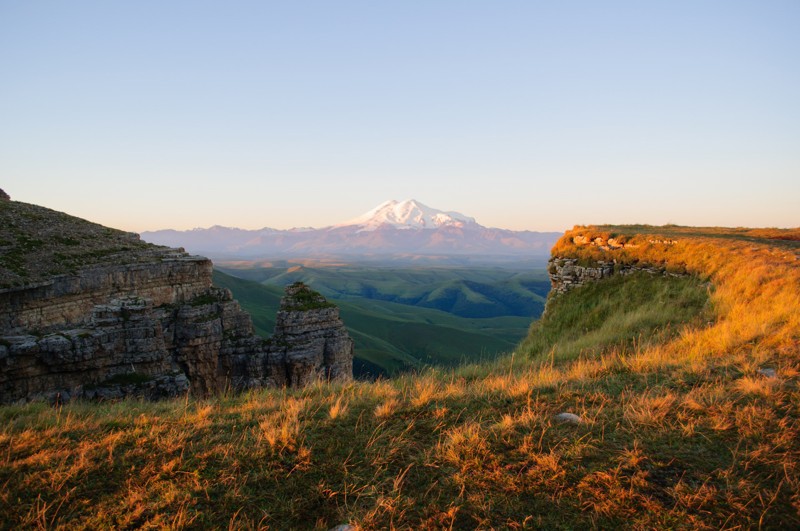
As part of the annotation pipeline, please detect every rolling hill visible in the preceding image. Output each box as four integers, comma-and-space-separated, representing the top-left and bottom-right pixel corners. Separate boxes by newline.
215, 263, 550, 318
212, 270, 534, 376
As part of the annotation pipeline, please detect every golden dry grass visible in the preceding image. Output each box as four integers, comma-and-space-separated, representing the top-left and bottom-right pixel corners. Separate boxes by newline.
0, 225, 798, 528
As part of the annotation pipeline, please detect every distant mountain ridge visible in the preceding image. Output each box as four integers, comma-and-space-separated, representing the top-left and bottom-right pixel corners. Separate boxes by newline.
336, 199, 476, 231
141, 199, 561, 262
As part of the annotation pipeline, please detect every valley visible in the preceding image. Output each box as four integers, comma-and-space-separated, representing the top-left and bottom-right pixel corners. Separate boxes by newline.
140, 199, 556, 378
213, 263, 551, 377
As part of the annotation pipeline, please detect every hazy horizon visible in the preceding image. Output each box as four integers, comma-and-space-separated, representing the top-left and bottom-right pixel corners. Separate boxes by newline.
2, 1, 798, 232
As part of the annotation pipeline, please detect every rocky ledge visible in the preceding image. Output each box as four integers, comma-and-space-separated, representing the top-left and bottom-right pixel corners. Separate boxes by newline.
0, 197, 353, 404
548, 257, 689, 295
547, 232, 689, 295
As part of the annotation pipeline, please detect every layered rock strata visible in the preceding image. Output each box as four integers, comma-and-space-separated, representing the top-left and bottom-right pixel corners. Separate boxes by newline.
1, 278, 354, 404
270, 283, 354, 387
0, 253, 212, 335
0, 199, 353, 404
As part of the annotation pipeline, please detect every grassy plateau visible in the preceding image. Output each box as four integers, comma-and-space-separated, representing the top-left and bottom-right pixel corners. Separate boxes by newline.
1, 225, 799, 529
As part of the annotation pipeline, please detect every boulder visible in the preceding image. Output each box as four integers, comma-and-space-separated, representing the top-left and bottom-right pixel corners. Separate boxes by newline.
555, 412, 583, 424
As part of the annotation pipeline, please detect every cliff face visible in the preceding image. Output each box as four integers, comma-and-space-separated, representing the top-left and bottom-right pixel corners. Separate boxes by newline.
0, 198, 353, 404
270, 283, 354, 387
0, 252, 212, 335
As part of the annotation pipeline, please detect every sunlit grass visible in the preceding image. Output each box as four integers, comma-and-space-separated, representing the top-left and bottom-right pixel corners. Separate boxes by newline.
518, 271, 712, 363
1, 225, 798, 528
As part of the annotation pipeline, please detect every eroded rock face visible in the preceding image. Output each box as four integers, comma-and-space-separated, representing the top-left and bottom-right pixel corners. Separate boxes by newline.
0, 277, 354, 403
1, 283, 259, 403
0, 200, 353, 404
0, 253, 213, 335
271, 283, 354, 387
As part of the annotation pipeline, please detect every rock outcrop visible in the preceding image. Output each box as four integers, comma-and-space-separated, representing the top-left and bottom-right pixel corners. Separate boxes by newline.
548, 257, 689, 295
548, 233, 688, 295
0, 198, 353, 404
270, 283, 354, 387
548, 258, 615, 295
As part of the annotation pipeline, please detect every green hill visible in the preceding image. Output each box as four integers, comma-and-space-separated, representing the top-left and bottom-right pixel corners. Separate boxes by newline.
212, 270, 529, 376
211, 270, 283, 334
216, 264, 549, 318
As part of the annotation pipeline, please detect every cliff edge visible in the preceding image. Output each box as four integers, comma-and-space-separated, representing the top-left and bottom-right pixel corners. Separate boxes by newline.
0, 197, 353, 404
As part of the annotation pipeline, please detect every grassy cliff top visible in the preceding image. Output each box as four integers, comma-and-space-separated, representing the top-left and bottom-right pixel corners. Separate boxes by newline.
1, 225, 799, 528
545, 225, 799, 282
280, 281, 337, 311
0, 199, 180, 289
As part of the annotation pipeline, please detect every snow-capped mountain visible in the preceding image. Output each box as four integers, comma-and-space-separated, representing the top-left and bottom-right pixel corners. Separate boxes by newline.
336, 199, 476, 231
141, 200, 561, 263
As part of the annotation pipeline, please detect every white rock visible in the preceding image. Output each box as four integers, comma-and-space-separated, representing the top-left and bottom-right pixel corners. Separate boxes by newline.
555, 412, 582, 424
758, 368, 777, 378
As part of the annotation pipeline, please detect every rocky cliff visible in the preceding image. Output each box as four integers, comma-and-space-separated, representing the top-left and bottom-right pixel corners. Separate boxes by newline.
547, 231, 688, 295
271, 282, 354, 387
0, 196, 353, 404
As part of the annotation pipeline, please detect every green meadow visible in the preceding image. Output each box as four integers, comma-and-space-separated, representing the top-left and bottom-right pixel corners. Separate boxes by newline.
212, 266, 548, 376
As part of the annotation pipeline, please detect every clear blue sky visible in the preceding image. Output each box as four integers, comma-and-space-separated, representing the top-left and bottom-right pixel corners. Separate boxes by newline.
1, 1, 798, 231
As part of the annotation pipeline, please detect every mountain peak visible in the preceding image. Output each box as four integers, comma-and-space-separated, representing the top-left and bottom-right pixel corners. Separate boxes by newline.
142, 199, 561, 260
336, 199, 477, 231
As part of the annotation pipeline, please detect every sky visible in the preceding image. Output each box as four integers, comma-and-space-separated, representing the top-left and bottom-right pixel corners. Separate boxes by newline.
1, 1, 798, 232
